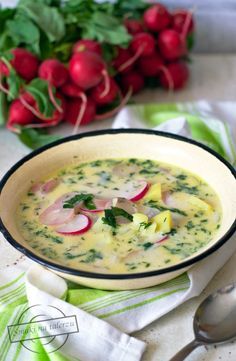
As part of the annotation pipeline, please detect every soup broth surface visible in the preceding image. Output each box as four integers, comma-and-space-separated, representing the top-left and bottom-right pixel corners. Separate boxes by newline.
16, 158, 221, 273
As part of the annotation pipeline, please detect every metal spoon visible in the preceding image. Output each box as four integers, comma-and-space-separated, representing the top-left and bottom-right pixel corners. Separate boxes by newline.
169, 283, 236, 360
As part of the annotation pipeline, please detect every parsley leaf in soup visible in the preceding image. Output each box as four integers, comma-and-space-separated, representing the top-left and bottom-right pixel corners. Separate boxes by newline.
102, 207, 133, 228
63, 193, 96, 210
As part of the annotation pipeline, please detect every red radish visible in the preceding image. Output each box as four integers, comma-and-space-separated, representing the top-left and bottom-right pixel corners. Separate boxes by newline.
69, 51, 108, 90
124, 19, 144, 35
39, 203, 74, 226
90, 76, 119, 105
55, 214, 91, 235
112, 47, 134, 73
143, 4, 171, 32
138, 52, 164, 77
158, 29, 186, 60
66, 97, 96, 131
116, 33, 156, 76
130, 32, 155, 57
41, 179, 59, 193
73, 39, 102, 56
39, 59, 68, 113
172, 10, 194, 37
80, 198, 112, 213
11, 48, 39, 81
39, 59, 68, 87
7, 98, 35, 133
160, 62, 189, 90
60, 80, 88, 131
60, 80, 84, 98
120, 71, 144, 94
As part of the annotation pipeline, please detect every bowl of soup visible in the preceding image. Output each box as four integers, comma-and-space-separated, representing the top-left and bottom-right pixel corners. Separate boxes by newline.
0, 129, 235, 290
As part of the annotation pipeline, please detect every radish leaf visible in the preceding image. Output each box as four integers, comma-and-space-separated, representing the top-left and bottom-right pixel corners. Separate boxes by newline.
82, 11, 131, 46
18, 128, 60, 149
26, 78, 58, 117
6, 69, 22, 100
19, 2, 65, 42
0, 92, 8, 126
6, 15, 40, 55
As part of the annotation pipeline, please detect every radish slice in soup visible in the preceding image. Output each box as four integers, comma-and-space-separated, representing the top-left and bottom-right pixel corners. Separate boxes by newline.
39, 203, 74, 226
55, 214, 91, 235
41, 179, 59, 193
155, 235, 169, 244
128, 181, 149, 201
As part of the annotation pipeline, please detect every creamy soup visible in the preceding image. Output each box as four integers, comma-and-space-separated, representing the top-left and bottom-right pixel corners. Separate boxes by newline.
16, 158, 221, 273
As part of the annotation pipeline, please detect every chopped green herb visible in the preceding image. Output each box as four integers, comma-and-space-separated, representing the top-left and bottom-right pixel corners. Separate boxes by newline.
139, 221, 152, 230
80, 249, 103, 263
176, 174, 187, 180
63, 193, 96, 210
174, 182, 199, 195
102, 207, 133, 228
142, 242, 153, 250
146, 200, 187, 216
139, 169, 159, 175
163, 228, 177, 236
185, 221, 195, 230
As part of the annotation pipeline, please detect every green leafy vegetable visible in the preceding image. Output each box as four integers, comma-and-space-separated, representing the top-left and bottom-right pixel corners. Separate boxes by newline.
6, 15, 41, 55
102, 207, 133, 228
25, 78, 58, 117
18, 128, 60, 149
82, 11, 131, 46
0, 92, 7, 125
19, 1, 65, 42
6, 67, 23, 100
63, 193, 96, 209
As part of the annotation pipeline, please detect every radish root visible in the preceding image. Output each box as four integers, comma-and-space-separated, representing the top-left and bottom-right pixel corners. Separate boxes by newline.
95, 87, 132, 121
19, 94, 55, 122
48, 82, 63, 113
6, 123, 21, 134
181, 7, 196, 41
100, 69, 110, 98
72, 93, 88, 135
160, 65, 174, 93
118, 45, 144, 73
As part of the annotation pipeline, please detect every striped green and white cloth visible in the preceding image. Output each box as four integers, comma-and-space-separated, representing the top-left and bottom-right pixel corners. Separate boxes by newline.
113, 100, 236, 165
0, 101, 235, 361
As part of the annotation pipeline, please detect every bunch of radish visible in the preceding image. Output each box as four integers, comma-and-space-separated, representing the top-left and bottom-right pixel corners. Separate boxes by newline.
0, 3, 194, 137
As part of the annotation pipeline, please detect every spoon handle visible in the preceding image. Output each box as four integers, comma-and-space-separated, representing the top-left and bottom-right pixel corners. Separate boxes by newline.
169, 339, 200, 361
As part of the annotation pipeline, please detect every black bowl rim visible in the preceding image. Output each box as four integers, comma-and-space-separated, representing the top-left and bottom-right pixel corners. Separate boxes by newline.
0, 128, 235, 280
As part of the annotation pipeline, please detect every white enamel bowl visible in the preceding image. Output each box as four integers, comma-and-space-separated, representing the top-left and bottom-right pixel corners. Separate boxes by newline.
0, 130, 235, 290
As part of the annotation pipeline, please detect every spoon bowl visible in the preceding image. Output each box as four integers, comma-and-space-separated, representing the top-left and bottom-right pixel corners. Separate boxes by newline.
170, 283, 236, 360
194, 283, 236, 344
